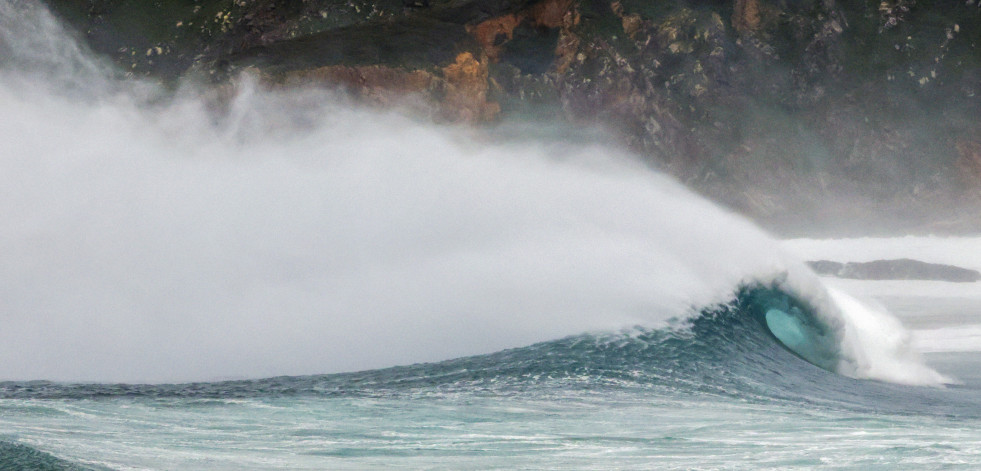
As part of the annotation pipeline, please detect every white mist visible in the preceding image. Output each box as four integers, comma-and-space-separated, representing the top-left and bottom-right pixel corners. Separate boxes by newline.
0, 0, 942, 385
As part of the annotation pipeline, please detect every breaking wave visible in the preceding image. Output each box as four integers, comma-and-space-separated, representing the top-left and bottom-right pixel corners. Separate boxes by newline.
0, 0, 943, 386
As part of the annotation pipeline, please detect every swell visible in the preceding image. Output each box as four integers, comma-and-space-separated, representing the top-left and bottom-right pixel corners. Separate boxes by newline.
7, 286, 826, 400
3, 286, 976, 418
0, 286, 829, 400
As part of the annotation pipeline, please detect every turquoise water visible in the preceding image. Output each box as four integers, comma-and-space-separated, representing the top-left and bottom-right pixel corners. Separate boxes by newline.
2, 1, 981, 468
3, 289, 981, 469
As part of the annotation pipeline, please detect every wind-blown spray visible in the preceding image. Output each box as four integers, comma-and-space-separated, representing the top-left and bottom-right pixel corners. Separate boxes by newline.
0, 0, 944, 386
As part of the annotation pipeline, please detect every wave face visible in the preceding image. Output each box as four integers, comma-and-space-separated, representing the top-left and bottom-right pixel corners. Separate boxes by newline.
3, 287, 981, 470
3, 286, 979, 420
0, 0, 943, 385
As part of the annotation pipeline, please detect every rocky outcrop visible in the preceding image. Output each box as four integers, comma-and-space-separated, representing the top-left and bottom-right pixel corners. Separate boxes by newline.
41, 0, 981, 235
808, 259, 981, 282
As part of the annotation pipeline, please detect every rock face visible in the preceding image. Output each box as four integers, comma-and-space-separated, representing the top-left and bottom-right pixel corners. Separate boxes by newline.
808, 259, 981, 282
41, 0, 981, 234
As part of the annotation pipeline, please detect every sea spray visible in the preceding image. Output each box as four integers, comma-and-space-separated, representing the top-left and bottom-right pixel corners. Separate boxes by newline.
0, 75, 789, 382
0, 0, 943, 386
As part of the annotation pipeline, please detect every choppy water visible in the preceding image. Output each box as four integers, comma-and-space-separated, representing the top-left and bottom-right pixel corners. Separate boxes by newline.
2, 1, 980, 469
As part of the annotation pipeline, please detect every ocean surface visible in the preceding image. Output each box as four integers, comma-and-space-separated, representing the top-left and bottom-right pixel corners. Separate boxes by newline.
2, 1, 980, 469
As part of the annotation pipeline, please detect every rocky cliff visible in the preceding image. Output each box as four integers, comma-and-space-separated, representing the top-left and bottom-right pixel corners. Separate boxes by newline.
41, 0, 981, 235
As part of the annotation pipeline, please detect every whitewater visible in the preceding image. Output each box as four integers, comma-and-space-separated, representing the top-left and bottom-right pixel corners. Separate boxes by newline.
2, 1, 980, 469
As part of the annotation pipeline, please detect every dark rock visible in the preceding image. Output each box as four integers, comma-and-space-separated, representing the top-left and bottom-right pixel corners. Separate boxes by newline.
227, 17, 476, 73
38, 0, 981, 235
807, 259, 981, 282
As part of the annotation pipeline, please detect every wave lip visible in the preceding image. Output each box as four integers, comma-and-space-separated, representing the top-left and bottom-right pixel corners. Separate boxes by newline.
825, 288, 951, 386
738, 278, 950, 387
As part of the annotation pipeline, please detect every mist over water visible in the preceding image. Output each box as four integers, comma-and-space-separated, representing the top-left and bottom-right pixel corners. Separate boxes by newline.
0, 80, 775, 381
0, 0, 942, 385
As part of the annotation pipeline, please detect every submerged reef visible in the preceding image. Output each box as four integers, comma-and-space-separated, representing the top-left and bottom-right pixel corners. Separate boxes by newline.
41, 0, 981, 235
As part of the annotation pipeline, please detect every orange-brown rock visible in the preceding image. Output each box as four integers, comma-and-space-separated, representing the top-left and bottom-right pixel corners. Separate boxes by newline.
278, 55, 499, 123
466, 15, 523, 61
441, 52, 501, 122
528, 0, 576, 29
466, 0, 578, 64
732, 0, 762, 34
611, 1, 643, 40
283, 65, 437, 106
